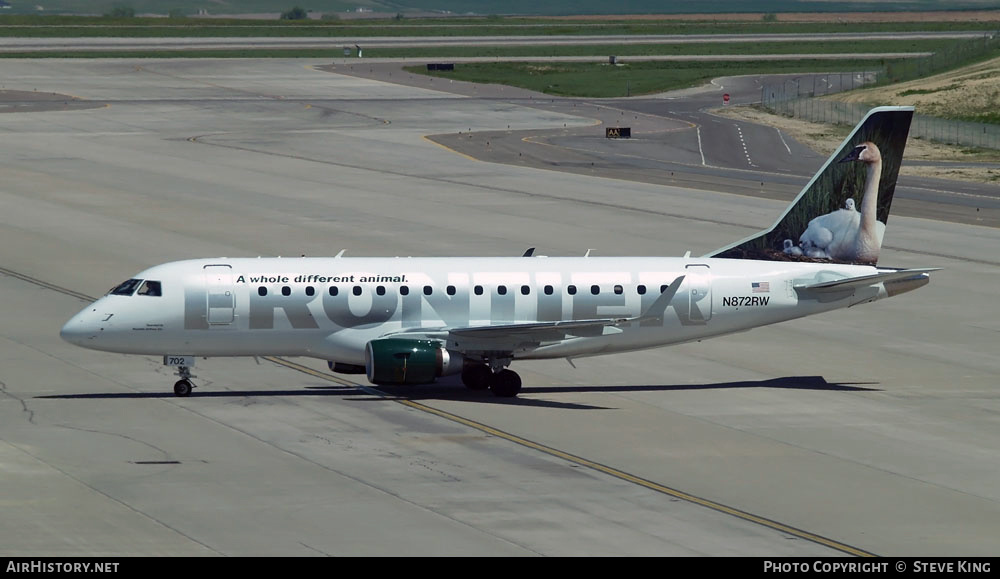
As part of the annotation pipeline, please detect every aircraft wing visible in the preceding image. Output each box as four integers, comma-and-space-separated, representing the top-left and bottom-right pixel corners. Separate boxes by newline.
382, 275, 685, 354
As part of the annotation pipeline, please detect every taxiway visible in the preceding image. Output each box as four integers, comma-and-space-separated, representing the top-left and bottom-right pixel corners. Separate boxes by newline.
0, 58, 997, 556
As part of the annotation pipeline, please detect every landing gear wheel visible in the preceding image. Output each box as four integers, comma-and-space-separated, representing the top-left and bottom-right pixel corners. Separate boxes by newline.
490, 369, 522, 398
461, 364, 492, 391
173, 379, 193, 397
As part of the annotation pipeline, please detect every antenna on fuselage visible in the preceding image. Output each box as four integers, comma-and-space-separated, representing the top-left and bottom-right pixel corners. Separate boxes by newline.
585, 249, 595, 257
335, 249, 347, 258
522, 247, 535, 257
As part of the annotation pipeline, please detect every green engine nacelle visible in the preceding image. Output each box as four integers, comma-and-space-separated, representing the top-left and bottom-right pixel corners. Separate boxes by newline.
365, 338, 462, 385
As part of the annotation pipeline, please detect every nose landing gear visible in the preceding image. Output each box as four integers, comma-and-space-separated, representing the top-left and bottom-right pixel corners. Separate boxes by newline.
166, 358, 197, 397
173, 365, 196, 397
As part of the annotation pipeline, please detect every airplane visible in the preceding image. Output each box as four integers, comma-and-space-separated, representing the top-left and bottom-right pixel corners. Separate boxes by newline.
61, 106, 936, 398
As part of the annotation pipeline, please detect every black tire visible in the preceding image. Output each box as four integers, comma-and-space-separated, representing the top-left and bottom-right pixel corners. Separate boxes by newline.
490, 369, 521, 398
174, 379, 193, 397
461, 364, 492, 390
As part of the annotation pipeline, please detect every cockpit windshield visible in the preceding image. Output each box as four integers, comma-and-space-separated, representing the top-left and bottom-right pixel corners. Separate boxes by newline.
107, 279, 163, 297
108, 279, 143, 296
137, 280, 162, 297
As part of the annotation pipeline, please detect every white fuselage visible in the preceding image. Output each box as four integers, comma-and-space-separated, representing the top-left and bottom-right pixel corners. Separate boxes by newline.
61, 256, 884, 365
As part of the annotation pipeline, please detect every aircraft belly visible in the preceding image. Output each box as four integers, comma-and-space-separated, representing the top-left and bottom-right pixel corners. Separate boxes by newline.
520, 323, 700, 359
172, 328, 325, 357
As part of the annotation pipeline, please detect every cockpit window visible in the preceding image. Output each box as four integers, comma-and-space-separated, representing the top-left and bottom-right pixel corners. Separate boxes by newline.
108, 279, 143, 296
137, 280, 162, 297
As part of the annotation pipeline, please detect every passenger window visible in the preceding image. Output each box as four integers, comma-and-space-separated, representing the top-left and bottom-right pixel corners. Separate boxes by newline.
521, 285, 530, 295
660, 285, 669, 293
376, 286, 386, 296
474, 285, 483, 296
567, 285, 577, 295
306, 286, 315, 297
281, 286, 291, 296
137, 280, 162, 296
497, 285, 507, 295
423, 285, 433, 296
544, 285, 553, 295
591, 285, 600, 295
637, 285, 646, 295
329, 286, 338, 296
447, 285, 456, 296
258, 286, 267, 297
353, 286, 362, 296
614, 285, 623, 295
400, 286, 409, 296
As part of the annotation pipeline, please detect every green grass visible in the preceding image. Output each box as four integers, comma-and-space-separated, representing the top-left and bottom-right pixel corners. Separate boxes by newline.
950, 111, 1000, 124
898, 83, 963, 95
0, 14, 996, 37
2, 0, 993, 17
364, 39, 955, 59
0, 38, 957, 61
0, 48, 355, 58
406, 59, 905, 98
1, 12, 995, 105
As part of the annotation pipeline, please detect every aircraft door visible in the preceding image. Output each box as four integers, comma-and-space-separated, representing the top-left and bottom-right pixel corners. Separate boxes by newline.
685, 264, 712, 323
204, 265, 235, 325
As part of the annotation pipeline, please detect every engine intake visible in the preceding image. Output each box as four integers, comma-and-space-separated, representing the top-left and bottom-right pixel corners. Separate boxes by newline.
365, 338, 463, 385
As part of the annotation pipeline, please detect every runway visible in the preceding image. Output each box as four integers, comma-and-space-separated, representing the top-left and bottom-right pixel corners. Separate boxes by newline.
1, 58, 998, 556
0, 31, 981, 53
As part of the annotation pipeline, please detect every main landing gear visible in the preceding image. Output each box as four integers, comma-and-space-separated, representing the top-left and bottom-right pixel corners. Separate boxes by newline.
173, 366, 196, 397
461, 361, 522, 398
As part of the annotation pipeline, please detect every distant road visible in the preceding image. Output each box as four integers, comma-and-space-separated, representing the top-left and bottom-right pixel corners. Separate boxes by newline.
0, 31, 986, 53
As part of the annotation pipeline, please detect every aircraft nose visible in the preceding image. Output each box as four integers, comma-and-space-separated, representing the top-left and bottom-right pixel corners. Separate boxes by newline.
60, 307, 102, 347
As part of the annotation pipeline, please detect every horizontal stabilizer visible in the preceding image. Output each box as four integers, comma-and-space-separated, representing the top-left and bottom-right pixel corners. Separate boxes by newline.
794, 268, 940, 293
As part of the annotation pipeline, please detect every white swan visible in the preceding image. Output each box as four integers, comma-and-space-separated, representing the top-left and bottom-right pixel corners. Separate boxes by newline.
804, 245, 829, 259
799, 202, 859, 256
783, 239, 803, 256
828, 142, 886, 263
845, 198, 856, 211
798, 142, 886, 264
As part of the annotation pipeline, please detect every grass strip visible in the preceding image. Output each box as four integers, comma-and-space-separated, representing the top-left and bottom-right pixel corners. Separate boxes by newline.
407, 59, 905, 97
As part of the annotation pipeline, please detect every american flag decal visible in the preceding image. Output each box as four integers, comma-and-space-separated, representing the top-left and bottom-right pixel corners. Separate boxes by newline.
752, 282, 770, 293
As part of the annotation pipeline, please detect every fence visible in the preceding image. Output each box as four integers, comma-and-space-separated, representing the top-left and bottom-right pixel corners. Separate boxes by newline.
759, 32, 1000, 150
763, 94, 1000, 150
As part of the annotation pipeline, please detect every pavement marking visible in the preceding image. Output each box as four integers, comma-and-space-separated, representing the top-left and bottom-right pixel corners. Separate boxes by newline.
421, 135, 482, 162
264, 354, 875, 557
776, 128, 792, 154
697, 126, 706, 166
734, 123, 756, 167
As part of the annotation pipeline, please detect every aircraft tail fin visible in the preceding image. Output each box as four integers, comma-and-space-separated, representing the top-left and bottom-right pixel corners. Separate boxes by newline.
709, 106, 913, 266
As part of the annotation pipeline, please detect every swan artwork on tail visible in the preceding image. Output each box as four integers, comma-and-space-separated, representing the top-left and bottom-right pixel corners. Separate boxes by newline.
798, 142, 887, 263
797, 200, 860, 258
710, 106, 912, 266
